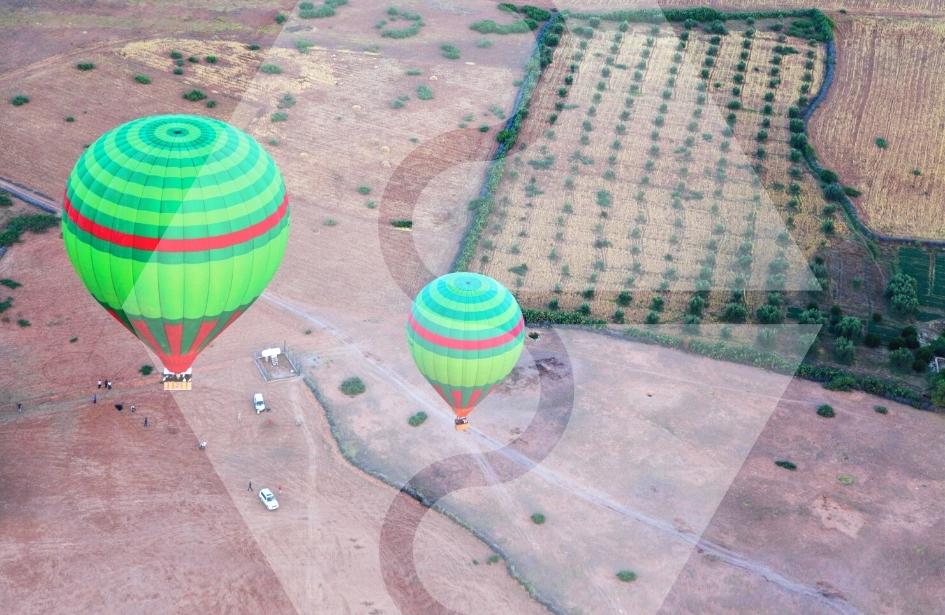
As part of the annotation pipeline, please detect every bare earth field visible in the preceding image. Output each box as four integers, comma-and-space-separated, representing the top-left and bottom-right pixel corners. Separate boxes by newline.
1, 2, 945, 614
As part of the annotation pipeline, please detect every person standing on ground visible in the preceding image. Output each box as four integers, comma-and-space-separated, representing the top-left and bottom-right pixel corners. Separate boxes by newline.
130, 404, 136, 413
97, 379, 102, 389
144, 417, 148, 427
16, 403, 22, 413
106, 380, 112, 390
248, 481, 253, 491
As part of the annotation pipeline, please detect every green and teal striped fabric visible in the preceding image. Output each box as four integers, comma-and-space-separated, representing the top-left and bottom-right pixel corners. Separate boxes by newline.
62, 114, 289, 373
407, 272, 525, 417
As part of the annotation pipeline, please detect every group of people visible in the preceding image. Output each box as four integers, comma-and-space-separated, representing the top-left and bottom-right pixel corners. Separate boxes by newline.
92, 378, 148, 428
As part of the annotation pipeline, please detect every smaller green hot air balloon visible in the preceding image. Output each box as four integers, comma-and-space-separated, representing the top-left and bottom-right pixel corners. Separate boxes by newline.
407, 272, 525, 431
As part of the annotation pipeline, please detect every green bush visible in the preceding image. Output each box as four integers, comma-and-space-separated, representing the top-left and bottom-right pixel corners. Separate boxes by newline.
275, 12, 287, 24
169, 50, 183, 59
816, 404, 835, 418
340, 377, 366, 396
390, 219, 413, 229
775, 460, 797, 470
0, 214, 59, 247
416, 84, 434, 100
616, 570, 637, 582
270, 111, 289, 122
205, 55, 218, 64
874, 405, 888, 415
357, 185, 372, 195
408, 411, 428, 427
875, 137, 888, 149
182, 89, 207, 102
17, 319, 30, 328
139, 365, 154, 376
530, 512, 546, 525
885, 273, 918, 316
0, 190, 12, 207
0, 279, 21, 289
134, 74, 151, 84
440, 43, 461, 60
260, 64, 283, 74
76, 62, 95, 71
9, 95, 29, 106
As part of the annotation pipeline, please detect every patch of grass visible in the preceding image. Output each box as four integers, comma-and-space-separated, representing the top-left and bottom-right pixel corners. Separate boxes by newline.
0, 279, 21, 289
357, 185, 372, 195
616, 570, 637, 582
16, 319, 30, 328
530, 512, 546, 525
775, 460, 797, 470
9, 95, 29, 106
295, 39, 314, 54
390, 219, 413, 229
440, 43, 461, 60
416, 84, 433, 100
340, 376, 366, 396
182, 89, 207, 102
260, 63, 283, 74
139, 364, 154, 376
407, 411, 427, 427
76, 62, 95, 71
816, 403, 835, 418
134, 74, 151, 84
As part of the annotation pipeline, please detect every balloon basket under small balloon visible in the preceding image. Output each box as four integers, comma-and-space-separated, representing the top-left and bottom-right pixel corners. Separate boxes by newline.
162, 368, 193, 391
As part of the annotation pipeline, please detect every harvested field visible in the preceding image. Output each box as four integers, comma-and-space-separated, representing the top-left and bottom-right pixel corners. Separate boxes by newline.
808, 16, 945, 239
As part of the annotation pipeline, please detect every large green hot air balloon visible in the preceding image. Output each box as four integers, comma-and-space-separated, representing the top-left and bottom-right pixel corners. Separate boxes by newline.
407, 272, 525, 430
62, 115, 289, 386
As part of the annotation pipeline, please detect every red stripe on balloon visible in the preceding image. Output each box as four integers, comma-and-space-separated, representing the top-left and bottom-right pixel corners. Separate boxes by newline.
63, 193, 288, 252
407, 314, 524, 351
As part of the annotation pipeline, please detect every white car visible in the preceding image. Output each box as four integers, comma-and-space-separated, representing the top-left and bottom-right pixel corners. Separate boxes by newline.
258, 488, 279, 510
253, 393, 266, 414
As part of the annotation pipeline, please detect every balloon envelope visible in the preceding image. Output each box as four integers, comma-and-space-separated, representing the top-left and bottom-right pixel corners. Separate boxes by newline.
407, 272, 525, 418
62, 114, 289, 373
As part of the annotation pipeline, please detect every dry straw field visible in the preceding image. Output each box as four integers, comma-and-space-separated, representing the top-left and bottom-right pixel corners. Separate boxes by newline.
473, 13, 841, 324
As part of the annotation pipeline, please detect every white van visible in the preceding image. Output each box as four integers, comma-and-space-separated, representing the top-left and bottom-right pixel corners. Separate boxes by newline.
253, 393, 266, 414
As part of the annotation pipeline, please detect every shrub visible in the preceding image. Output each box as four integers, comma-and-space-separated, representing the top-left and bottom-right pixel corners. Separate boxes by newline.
0, 278, 20, 289
182, 89, 207, 102
440, 44, 461, 60
416, 84, 434, 100
139, 365, 154, 376
0, 214, 59, 247
76, 62, 95, 71
874, 137, 888, 149
775, 460, 797, 470
885, 273, 918, 316
616, 570, 637, 582
260, 64, 283, 74
357, 185, 372, 195
408, 411, 428, 427
889, 347, 914, 371
16, 319, 30, 328
530, 513, 546, 525
340, 377, 366, 396
134, 74, 152, 84
722, 302, 748, 323
816, 404, 835, 418
0, 191, 12, 207
169, 50, 183, 59
874, 405, 888, 415
172, 67, 184, 75
390, 219, 413, 229
270, 111, 289, 122
9, 95, 29, 106
834, 337, 855, 364
205, 55, 218, 63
